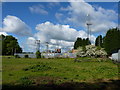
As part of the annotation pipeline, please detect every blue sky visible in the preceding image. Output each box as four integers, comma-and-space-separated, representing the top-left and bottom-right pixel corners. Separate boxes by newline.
1, 1, 118, 52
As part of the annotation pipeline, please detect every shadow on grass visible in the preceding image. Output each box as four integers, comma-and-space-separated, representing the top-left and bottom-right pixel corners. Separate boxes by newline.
2, 79, 120, 90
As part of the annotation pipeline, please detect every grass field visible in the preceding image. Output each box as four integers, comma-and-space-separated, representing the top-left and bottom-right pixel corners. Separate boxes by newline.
2, 57, 120, 89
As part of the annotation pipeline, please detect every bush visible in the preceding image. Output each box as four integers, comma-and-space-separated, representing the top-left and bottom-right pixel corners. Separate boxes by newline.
36, 50, 41, 58
15, 55, 20, 58
23, 64, 51, 72
18, 76, 33, 86
24, 54, 29, 58
82, 46, 86, 52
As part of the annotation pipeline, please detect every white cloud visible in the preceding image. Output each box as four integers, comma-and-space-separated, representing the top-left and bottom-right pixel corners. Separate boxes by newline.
2, 15, 32, 36
0, 32, 8, 36
35, 21, 89, 41
26, 37, 36, 52
29, 4, 48, 15
25, 21, 96, 52
55, 13, 63, 22
48, 2, 60, 7
34, 21, 96, 48
60, 2, 118, 33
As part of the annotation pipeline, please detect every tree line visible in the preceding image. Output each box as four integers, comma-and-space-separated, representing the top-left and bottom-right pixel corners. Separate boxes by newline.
74, 38, 91, 49
1, 28, 120, 56
0, 35, 22, 55
74, 28, 120, 55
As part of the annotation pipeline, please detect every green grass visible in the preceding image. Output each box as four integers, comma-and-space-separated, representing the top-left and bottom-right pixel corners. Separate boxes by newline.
2, 57, 119, 86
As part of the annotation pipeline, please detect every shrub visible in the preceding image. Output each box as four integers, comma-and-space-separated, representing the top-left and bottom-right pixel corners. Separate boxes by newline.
15, 55, 20, 58
18, 76, 33, 86
23, 64, 51, 72
82, 46, 86, 52
36, 50, 41, 58
24, 54, 29, 58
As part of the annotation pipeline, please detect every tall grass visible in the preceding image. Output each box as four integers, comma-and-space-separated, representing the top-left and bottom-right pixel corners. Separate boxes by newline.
2, 57, 119, 85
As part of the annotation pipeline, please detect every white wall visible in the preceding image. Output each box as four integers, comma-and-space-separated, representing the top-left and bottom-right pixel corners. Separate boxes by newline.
14, 53, 36, 58
111, 49, 120, 62
118, 50, 120, 62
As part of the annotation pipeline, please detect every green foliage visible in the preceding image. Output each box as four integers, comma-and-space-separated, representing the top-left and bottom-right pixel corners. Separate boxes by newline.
23, 64, 51, 72
96, 46, 101, 50
2, 57, 118, 87
1, 35, 22, 55
103, 28, 120, 55
2, 57, 118, 86
36, 50, 41, 58
74, 38, 91, 49
15, 55, 20, 58
18, 76, 33, 86
82, 46, 86, 52
24, 54, 29, 58
95, 35, 103, 47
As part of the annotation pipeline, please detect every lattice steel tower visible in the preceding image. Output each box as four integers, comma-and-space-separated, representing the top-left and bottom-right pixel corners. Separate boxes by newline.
35, 40, 40, 51
86, 14, 92, 40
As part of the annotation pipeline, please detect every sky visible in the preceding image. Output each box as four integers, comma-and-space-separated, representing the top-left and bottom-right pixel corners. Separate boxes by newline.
0, 0, 119, 52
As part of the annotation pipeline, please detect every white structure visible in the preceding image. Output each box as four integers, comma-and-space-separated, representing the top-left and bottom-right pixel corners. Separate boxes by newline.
41, 53, 76, 58
111, 50, 120, 62
14, 53, 36, 58
118, 49, 120, 61
14, 52, 76, 58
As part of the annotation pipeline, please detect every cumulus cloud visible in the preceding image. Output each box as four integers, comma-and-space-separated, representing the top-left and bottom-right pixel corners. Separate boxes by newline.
30, 21, 96, 50
29, 4, 48, 15
26, 37, 36, 52
0, 32, 8, 36
60, 1, 118, 33
1, 15, 32, 36
35, 21, 92, 41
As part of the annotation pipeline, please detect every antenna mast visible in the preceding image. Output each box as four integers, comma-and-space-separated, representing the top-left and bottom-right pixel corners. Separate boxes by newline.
35, 40, 40, 52
46, 42, 49, 53
86, 14, 92, 41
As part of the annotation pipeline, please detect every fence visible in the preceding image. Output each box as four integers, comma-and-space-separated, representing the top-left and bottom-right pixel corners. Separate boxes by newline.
14, 53, 76, 58
14, 53, 36, 58
41, 53, 76, 58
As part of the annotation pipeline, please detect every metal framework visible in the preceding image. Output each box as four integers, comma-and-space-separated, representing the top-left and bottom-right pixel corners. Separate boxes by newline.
86, 14, 92, 40
35, 40, 40, 51
46, 42, 49, 53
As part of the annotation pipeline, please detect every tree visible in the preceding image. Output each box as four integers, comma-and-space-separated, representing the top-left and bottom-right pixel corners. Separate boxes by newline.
95, 35, 103, 47
74, 38, 82, 49
1, 35, 22, 55
103, 28, 120, 55
74, 37, 91, 49
86, 38, 91, 45
36, 50, 41, 58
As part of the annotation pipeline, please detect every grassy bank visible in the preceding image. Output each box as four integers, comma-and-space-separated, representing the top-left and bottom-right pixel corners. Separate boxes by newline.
2, 57, 120, 89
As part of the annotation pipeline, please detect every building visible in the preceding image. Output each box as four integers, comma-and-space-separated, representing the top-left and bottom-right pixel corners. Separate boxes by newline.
14, 52, 36, 58
72, 49, 78, 53
111, 49, 120, 62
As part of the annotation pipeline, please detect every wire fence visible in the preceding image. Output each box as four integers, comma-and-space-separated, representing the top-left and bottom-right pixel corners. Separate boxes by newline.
14, 53, 77, 58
